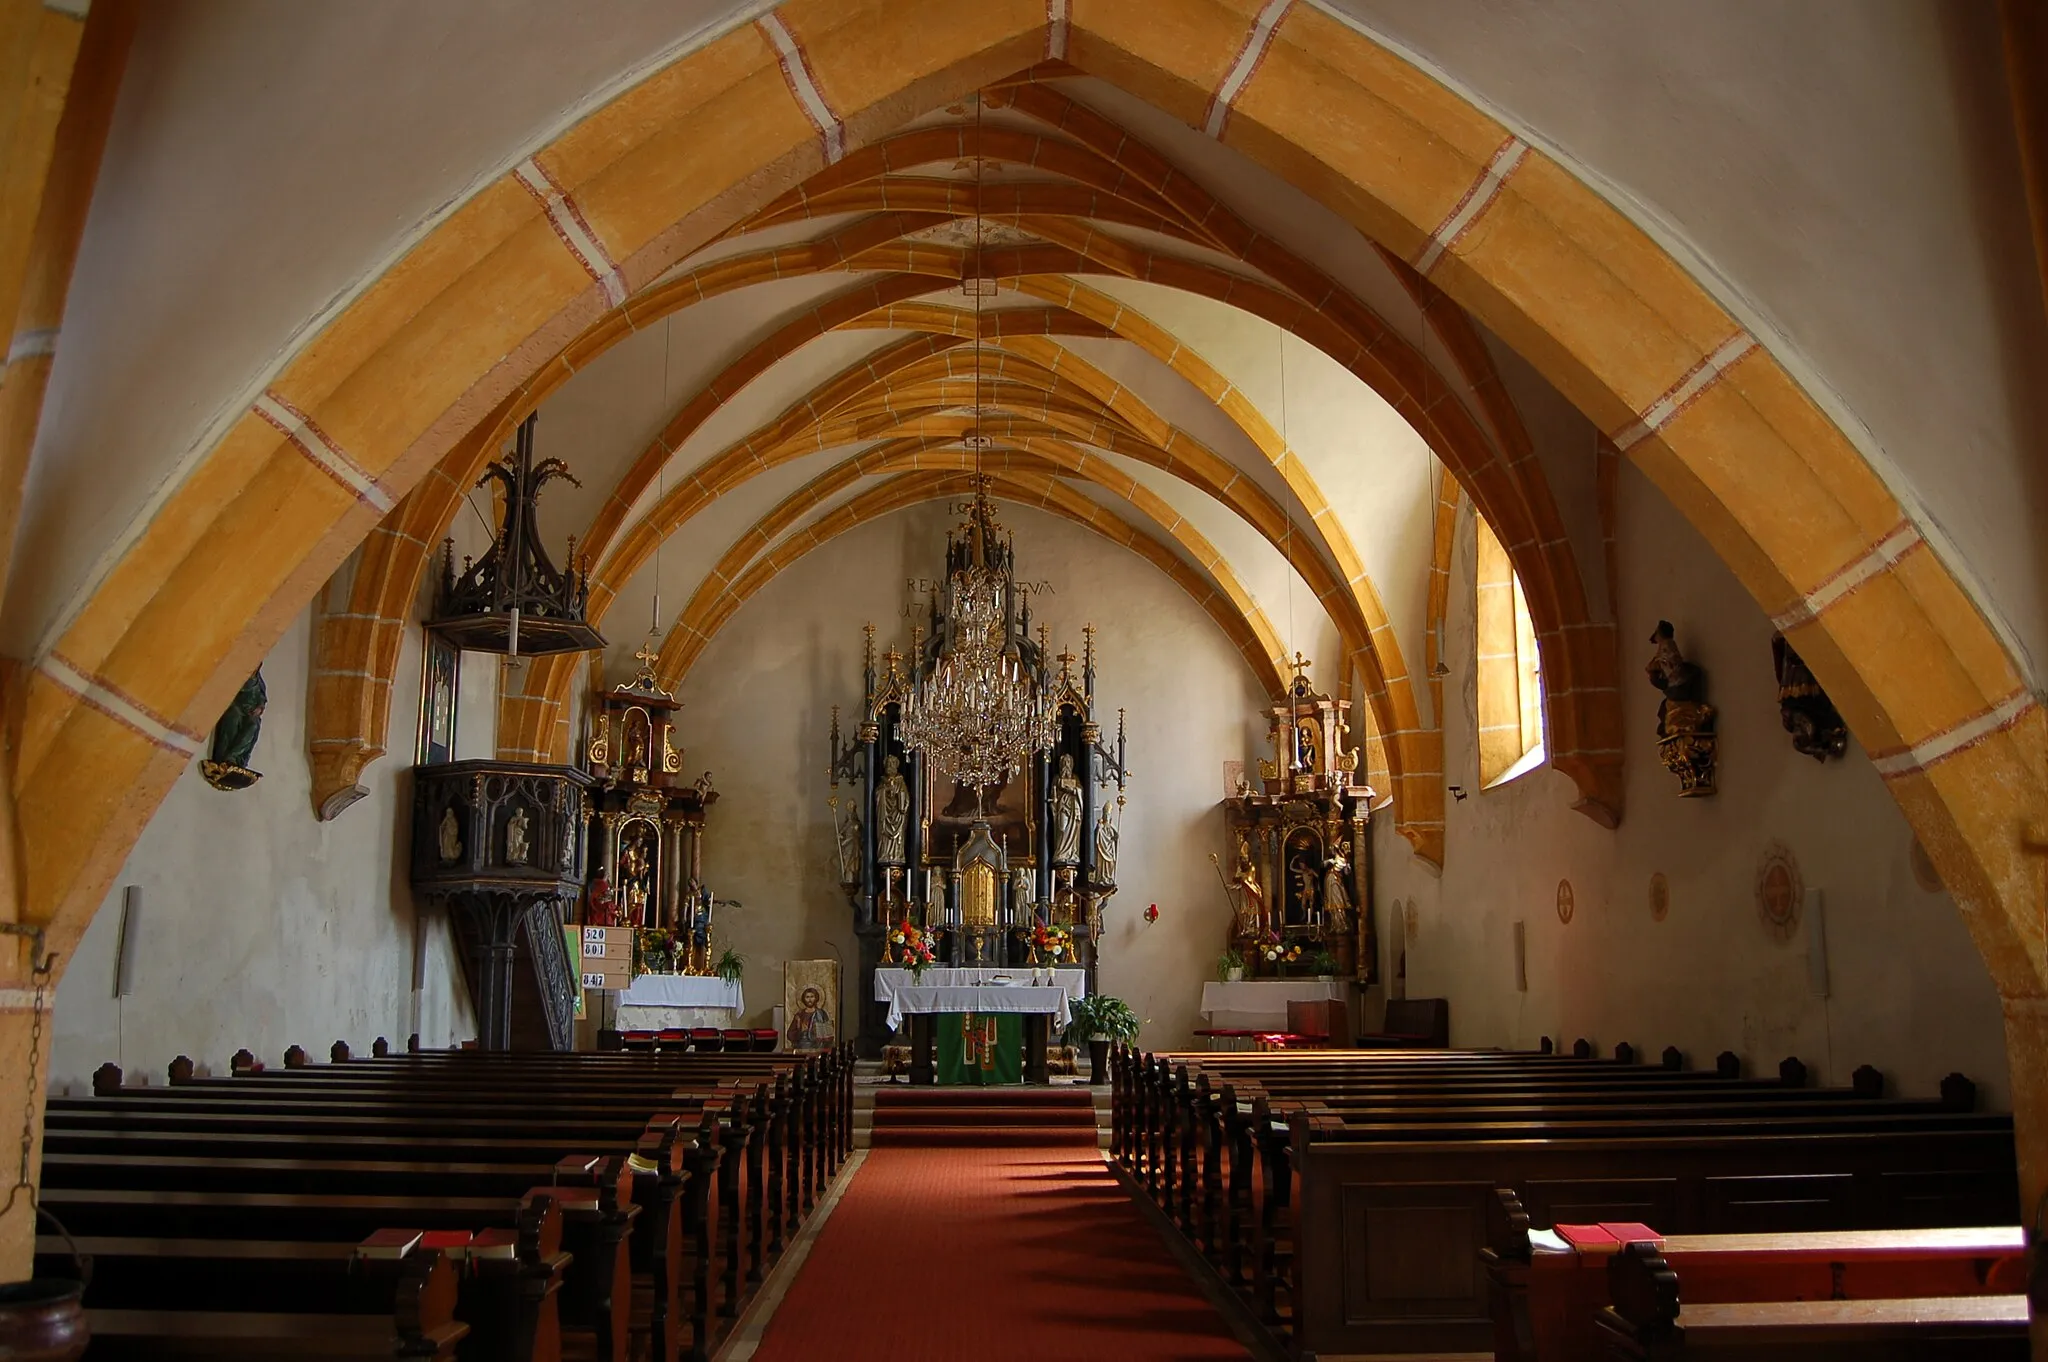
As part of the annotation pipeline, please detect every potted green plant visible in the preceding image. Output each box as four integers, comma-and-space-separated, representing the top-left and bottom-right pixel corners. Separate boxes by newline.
1216, 948, 1245, 983
1307, 947, 1341, 981
1063, 994, 1140, 1084
714, 947, 745, 985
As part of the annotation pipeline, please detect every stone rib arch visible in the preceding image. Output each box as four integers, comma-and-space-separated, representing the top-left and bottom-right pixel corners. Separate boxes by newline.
310, 132, 1602, 845
17, 3, 2041, 1261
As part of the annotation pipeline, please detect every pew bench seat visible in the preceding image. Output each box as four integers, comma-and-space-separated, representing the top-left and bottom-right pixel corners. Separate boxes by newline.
87, 1308, 468, 1359
1596, 1293, 2030, 1360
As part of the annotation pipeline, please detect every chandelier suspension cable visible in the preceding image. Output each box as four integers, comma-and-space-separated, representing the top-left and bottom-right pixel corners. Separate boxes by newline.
1279, 325, 1296, 677
652, 313, 672, 642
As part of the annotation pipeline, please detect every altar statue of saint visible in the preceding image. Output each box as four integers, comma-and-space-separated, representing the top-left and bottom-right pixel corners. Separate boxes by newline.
438, 805, 463, 863
877, 754, 910, 865
1322, 852, 1353, 935
1289, 852, 1321, 924
1011, 864, 1035, 914
505, 806, 531, 865
1094, 814, 1118, 887
1051, 754, 1083, 864
835, 803, 864, 883
586, 871, 619, 926
1227, 837, 1266, 937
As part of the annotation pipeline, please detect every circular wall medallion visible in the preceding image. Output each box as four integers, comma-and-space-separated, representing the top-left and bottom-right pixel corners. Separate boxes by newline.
1755, 842, 1802, 943
1555, 878, 1575, 925
1403, 898, 1420, 943
1910, 838, 1944, 894
1649, 871, 1670, 922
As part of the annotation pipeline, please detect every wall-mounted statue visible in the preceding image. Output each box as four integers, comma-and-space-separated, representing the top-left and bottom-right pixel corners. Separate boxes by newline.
437, 804, 463, 863
1772, 633, 1848, 762
201, 669, 267, 791
1646, 620, 1717, 796
505, 806, 531, 865
877, 754, 910, 865
1050, 753, 1084, 864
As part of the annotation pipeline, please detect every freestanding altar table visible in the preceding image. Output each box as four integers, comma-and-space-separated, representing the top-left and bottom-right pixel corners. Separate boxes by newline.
873, 970, 1082, 1084
616, 973, 745, 1033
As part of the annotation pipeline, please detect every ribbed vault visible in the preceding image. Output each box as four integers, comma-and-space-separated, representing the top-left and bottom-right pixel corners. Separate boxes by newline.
306, 67, 1632, 867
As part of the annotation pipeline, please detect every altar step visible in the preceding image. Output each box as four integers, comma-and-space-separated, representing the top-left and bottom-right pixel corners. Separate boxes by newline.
860, 1082, 1109, 1148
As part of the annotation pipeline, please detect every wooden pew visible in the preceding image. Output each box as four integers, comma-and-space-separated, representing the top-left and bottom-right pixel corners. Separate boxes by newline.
68, 1238, 469, 1360
1482, 1189, 2026, 1362
1593, 1240, 2029, 1359
52, 1050, 822, 1362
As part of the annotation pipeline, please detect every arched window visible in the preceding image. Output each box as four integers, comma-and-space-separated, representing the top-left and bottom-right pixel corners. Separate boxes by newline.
1475, 514, 1545, 786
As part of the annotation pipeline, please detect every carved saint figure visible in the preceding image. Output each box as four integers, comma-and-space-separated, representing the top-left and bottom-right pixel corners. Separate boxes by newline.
1289, 853, 1321, 925
1227, 837, 1267, 938
585, 871, 618, 926
1051, 754, 1084, 864
1295, 715, 1321, 773
211, 669, 268, 770
505, 807, 531, 865
1095, 814, 1118, 887
1772, 633, 1848, 762
835, 803, 864, 883
1322, 851, 1354, 935
1646, 620, 1718, 797
877, 754, 911, 865
437, 805, 463, 863
1011, 864, 1035, 915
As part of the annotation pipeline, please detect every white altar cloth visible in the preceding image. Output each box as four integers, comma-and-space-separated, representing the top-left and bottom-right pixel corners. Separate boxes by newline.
1198, 978, 1347, 1032
881, 983, 1073, 1034
872, 966, 1086, 1004
619, 974, 744, 1012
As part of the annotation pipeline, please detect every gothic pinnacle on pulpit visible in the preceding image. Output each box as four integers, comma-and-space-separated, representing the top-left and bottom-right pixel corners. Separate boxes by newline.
428, 413, 604, 657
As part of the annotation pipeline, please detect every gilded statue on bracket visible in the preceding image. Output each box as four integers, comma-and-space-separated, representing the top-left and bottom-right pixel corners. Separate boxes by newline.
1646, 619, 1717, 797
1050, 753, 1084, 863
877, 754, 910, 865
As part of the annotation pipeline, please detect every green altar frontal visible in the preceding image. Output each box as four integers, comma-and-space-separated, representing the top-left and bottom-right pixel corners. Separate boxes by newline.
934, 1013, 1024, 1085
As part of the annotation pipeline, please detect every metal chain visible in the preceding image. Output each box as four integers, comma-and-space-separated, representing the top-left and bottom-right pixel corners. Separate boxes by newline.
0, 950, 53, 1222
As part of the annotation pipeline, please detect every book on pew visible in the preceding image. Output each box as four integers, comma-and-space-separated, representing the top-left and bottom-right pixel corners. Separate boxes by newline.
1554, 1223, 1664, 1253
469, 1228, 519, 1262
419, 1230, 474, 1259
356, 1229, 424, 1260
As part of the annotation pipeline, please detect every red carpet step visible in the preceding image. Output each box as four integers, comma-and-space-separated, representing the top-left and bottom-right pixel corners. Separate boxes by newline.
870, 1084, 1099, 1147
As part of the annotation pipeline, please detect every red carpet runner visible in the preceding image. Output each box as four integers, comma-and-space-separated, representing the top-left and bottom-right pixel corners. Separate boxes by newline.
749, 1146, 1251, 1361
869, 1084, 1099, 1147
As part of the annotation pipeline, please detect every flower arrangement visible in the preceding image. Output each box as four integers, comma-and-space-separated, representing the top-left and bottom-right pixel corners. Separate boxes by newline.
636, 927, 680, 975
1026, 920, 1073, 965
889, 919, 937, 977
1257, 930, 1302, 967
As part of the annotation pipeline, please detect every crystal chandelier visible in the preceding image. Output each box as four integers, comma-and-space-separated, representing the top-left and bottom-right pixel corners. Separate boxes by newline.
898, 488, 1058, 790
897, 93, 1058, 792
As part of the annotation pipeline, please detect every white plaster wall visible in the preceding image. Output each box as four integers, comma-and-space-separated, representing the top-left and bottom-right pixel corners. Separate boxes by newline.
48, 603, 476, 1091
670, 500, 1270, 1049
1375, 461, 2010, 1108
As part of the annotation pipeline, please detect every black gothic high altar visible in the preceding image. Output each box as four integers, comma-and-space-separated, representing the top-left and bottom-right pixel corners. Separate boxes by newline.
828, 487, 1130, 1059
